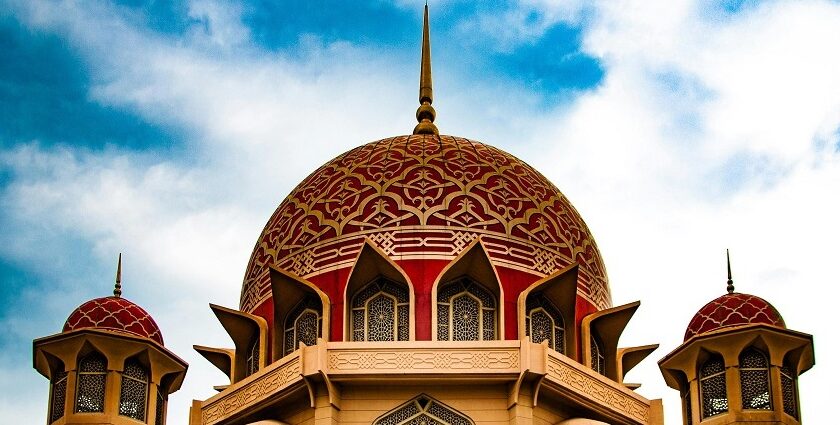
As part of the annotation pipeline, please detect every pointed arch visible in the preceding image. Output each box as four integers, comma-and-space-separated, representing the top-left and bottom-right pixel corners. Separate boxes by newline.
209, 304, 268, 382
699, 352, 728, 418
75, 350, 107, 413
46, 353, 67, 423
374, 394, 474, 425
119, 355, 150, 421
431, 238, 504, 341
581, 301, 639, 380
739, 347, 771, 410
343, 240, 415, 341
269, 266, 331, 359
517, 264, 578, 358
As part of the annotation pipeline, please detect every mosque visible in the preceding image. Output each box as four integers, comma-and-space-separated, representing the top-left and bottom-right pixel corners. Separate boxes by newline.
31, 6, 815, 425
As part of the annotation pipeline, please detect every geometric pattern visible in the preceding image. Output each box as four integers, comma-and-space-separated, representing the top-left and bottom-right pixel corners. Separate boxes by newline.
684, 293, 785, 341
241, 135, 610, 312
63, 296, 164, 345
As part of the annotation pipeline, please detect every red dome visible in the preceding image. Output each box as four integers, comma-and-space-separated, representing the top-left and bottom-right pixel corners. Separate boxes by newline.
241, 135, 610, 341
63, 296, 164, 345
684, 292, 785, 341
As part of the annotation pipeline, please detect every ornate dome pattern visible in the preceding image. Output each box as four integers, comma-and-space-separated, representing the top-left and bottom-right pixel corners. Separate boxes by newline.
63, 296, 164, 345
684, 293, 785, 341
242, 135, 610, 312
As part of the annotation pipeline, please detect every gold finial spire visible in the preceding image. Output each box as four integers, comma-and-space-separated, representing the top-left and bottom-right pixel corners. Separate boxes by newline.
114, 253, 122, 297
413, 3, 439, 135
726, 249, 734, 294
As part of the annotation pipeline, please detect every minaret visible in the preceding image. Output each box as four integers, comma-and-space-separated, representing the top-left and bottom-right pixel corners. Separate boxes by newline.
33, 255, 187, 425
413, 3, 439, 135
659, 252, 814, 424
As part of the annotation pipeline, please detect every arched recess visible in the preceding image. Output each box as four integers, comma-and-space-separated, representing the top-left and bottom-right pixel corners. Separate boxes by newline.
373, 394, 474, 425
270, 265, 331, 359
209, 304, 268, 383
45, 353, 68, 423
343, 239, 415, 341
431, 238, 503, 341
517, 264, 578, 358
75, 348, 108, 414
118, 354, 150, 421
581, 301, 640, 381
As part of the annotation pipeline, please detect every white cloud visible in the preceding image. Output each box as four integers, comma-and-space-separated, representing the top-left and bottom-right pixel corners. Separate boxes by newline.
3, 0, 840, 424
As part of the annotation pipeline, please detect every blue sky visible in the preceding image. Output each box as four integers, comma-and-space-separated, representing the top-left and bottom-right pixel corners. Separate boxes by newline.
2, 0, 839, 423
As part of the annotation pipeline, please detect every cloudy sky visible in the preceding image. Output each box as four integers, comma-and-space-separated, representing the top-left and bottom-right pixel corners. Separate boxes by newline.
1, 0, 838, 423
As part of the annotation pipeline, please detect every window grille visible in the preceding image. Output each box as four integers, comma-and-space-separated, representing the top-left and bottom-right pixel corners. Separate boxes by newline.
49, 368, 67, 423
375, 395, 473, 425
283, 296, 323, 356
155, 388, 167, 425
700, 355, 728, 418
437, 277, 497, 341
75, 352, 107, 413
525, 294, 565, 353
351, 278, 409, 341
589, 334, 606, 376
780, 364, 798, 419
246, 337, 260, 376
119, 359, 149, 421
739, 348, 771, 410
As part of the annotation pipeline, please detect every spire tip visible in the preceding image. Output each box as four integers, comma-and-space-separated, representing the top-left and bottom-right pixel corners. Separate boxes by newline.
114, 253, 123, 297
413, 3, 438, 135
726, 249, 734, 294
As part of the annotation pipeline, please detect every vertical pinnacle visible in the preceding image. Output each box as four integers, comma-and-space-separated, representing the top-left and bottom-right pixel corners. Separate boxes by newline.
413, 3, 439, 135
114, 253, 122, 297
726, 249, 734, 294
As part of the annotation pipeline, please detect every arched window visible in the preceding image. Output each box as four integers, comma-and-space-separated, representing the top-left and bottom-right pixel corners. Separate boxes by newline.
739, 348, 771, 410
590, 334, 606, 376
283, 296, 322, 357
780, 363, 798, 419
49, 364, 67, 423
525, 294, 564, 352
374, 395, 473, 425
351, 278, 409, 341
76, 352, 107, 413
437, 277, 497, 341
246, 337, 260, 376
700, 355, 728, 418
119, 359, 149, 421
155, 389, 167, 425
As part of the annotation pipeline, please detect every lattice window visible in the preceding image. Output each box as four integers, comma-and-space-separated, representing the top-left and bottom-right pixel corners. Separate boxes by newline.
246, 337, 260, 376
780, 364, 798, 419
525, 294, 565, 353
700, 355, 728, 418
75, 352, 107, 413
49, 367, 67, 423
437, 277, 497, 341
739, 348, 771, 410
374, 395, 473, 425
119, 359, 149, 421
155, 388, 167, 425
283, 296, 323, 356
590, 334, 606, 376
682, 388, 693, 425
351, 278, 409, 341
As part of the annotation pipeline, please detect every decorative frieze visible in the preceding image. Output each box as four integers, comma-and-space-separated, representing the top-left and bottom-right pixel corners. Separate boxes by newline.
201, 356, 302, 425
328, 347, 520, 374
545, 352, 649, 424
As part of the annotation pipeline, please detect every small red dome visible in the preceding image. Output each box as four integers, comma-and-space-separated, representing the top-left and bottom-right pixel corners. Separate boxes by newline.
684, 292, 785, 341
63, 296, 164, 345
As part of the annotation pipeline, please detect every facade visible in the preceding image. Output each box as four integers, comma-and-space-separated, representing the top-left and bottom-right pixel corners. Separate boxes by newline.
32, 6, 814, 425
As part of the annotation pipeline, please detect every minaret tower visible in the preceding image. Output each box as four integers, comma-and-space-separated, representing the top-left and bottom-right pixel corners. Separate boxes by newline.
659, 252, 814, 424
33, 255, 188, 425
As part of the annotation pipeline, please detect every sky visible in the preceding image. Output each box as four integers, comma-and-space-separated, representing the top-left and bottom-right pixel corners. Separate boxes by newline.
1, 0, 839, 423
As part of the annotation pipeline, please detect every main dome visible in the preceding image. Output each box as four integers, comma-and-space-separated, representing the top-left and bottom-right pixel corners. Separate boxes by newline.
241, 135, 610, 314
